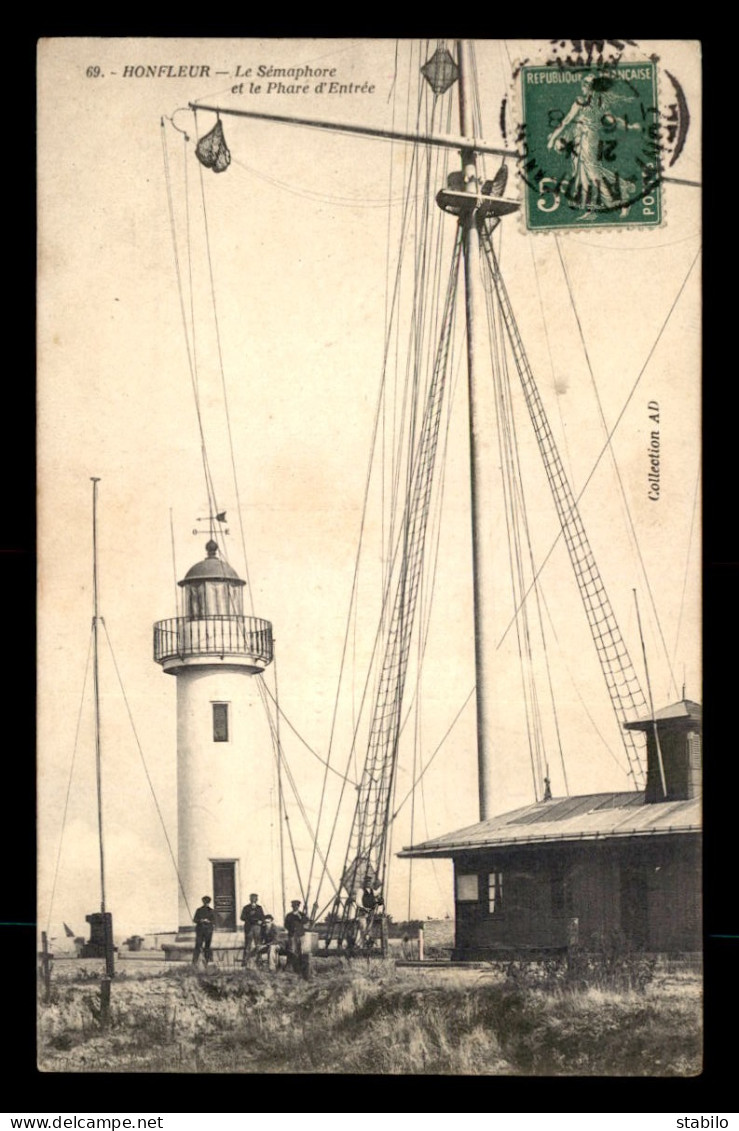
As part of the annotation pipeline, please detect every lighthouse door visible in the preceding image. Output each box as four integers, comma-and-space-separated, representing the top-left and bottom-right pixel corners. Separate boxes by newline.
212, 861, 237, 931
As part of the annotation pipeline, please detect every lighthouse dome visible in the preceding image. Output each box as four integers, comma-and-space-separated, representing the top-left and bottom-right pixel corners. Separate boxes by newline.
179, 540, 245, 587
177, 541, 246, 619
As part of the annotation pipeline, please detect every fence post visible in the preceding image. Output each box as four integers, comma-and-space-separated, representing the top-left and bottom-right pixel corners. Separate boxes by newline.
41, 931, 52, 1003
418, 925, 424, 961
566, 916, 580, 973
99, 976, 112, 1028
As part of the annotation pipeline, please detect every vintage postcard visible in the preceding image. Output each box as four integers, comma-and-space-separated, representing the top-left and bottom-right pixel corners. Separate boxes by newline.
37, 38, 701, 1074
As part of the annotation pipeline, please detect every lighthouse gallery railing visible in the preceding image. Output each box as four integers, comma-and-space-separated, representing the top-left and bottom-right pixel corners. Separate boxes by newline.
153, 615, 273, 666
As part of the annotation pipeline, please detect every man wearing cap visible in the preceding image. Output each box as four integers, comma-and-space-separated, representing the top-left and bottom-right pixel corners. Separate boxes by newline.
192, 895, 215, 966
284, 900, 309, 973
240, 893, 266, 966
259, 915, 281, 972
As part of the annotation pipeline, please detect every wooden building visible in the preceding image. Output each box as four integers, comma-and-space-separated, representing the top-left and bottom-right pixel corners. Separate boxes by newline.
399, 700, 701, 956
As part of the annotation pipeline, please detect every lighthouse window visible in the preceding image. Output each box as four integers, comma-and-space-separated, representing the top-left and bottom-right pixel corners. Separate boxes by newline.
488, 872, 504, 915
212, 702, 230, 742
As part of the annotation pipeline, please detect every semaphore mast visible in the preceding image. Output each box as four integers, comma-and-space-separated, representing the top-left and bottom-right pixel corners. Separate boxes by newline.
456, 41, 503, 820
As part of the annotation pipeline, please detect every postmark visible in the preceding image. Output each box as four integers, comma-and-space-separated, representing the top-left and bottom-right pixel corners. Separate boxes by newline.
517, 60, 663, 231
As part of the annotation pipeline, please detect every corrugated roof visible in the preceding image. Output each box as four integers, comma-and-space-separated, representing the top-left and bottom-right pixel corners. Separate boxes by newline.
398, 791, 701, 858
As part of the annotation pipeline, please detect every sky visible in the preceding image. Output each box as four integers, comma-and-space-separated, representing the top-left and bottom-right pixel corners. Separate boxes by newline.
37, 38, 701, 940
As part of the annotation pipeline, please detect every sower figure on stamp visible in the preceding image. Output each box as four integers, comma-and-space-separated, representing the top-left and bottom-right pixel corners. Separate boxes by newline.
240, 892, 266, 966
546, 72, 641, 215
192, 895, 215, 966
284, 899, 309, 973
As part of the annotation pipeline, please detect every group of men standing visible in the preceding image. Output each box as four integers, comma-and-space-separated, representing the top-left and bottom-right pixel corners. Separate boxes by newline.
192, 892, 309, 972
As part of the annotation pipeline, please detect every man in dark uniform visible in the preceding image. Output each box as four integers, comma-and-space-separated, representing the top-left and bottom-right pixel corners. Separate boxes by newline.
284, 899, 309, 973
192, 895, 215, 966
362, 881, 384, 912
240, 893, 266, 966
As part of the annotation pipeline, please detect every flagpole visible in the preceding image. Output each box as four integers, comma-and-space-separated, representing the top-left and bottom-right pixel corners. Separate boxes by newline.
91, 477, 107, 914
91, 478, 115, 1015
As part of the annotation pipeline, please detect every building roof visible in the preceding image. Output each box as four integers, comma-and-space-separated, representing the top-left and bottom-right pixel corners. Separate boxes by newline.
398, 791, 701, 859
624, 698, 702, 730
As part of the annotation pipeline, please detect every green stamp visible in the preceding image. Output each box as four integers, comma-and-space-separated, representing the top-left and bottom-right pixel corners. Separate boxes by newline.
518, 62, 662, 230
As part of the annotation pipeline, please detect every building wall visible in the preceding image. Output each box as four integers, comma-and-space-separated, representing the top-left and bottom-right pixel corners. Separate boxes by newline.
422, 918, 455, 950
645, 835, 701, 950
452, 834, 701, 955
176, 666, 276, 932
645, 725, 702, 802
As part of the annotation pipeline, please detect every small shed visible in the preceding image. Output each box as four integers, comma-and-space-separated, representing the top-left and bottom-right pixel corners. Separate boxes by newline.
399, 700, 701, 957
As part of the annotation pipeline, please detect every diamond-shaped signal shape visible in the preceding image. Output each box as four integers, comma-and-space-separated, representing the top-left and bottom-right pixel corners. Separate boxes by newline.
421, 46, 459, 95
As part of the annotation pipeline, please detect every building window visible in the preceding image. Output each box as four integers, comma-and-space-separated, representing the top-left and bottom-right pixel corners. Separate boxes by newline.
456, 873, 479, 902
212, 702, 230, 742
551, 869, 570, 916
488, 871, 503, 915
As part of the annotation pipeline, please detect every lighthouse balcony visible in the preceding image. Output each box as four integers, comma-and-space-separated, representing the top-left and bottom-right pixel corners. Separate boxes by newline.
153, 615, 273, 673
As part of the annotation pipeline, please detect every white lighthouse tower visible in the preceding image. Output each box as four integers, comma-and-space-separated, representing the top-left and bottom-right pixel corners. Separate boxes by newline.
154, 539, 274, 945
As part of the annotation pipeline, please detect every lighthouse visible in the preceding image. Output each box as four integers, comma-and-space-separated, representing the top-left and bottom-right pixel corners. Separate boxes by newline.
153, 539, 274, 946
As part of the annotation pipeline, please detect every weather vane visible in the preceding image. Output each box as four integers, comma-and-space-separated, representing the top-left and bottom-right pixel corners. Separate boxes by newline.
192, 510, 230, 536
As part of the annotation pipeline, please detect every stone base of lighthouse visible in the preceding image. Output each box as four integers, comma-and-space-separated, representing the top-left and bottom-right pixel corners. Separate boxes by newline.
162, 928, 249, 963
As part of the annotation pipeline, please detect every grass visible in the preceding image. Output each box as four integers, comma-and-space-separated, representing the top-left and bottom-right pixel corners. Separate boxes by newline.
37, 960, 702, 1075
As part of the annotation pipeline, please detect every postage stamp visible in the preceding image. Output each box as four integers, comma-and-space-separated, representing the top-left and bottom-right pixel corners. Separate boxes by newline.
518, 60, 662, 231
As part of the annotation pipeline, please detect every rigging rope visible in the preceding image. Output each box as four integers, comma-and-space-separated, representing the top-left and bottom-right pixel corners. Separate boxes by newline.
101, 620, 192, 921
258, 681, 356, 784
184, 131, 198, 403
256, 676, 340, 900
672, 460, 701, 676
481, 228, 649, 787
528, 238, 577, 486
256, 677, 306, 905
486, 256, 569, 797
273, 644, 287, 920
45, 627, 94, 935
394, 325, 463, 746
194, 114, 256, 612
484, 249, 547, 798
230, 154, 422, 209
160, 119, 221, 526
304, 82, 431, 911
392, 693, 476, 823
538, 580, 628, 775
325, 234, 462, 945
554, 234, 679, 699
492, 245, 701, 657
314, 66, 460, 929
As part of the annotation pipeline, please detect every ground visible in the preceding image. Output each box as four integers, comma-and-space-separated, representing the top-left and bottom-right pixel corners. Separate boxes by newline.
37, 953, 702, 1075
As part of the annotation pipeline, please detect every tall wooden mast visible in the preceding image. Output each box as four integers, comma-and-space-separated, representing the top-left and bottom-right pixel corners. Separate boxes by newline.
456, 41, 499, 820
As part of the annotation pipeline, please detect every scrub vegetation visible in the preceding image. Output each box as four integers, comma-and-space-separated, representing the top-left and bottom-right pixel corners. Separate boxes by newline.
38, 958, 701, 1075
